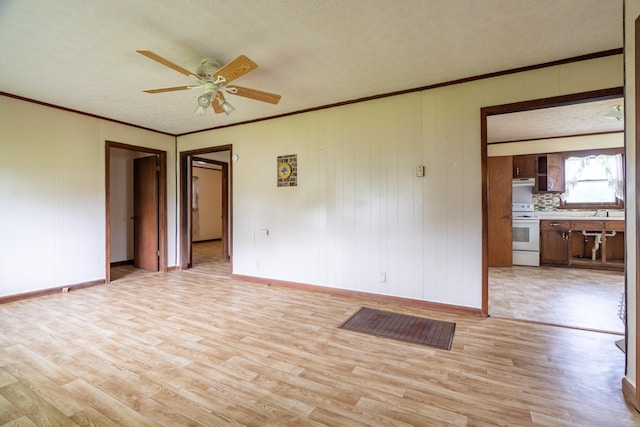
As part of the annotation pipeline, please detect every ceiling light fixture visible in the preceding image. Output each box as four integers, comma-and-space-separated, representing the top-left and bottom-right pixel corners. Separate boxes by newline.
217, 95, 235, 116
138, 51, 282, 119
604, 104, 624, 121
195, 92, 212, 115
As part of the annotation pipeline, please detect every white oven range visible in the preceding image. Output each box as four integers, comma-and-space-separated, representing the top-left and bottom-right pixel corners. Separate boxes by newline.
512, 203, 540, 266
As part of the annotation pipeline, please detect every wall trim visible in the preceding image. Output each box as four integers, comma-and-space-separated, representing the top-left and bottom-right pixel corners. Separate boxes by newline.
487, 130, 623, 146
0, 279, 105, 304
0, 92, 174, 136
2, 49, 621, 138
623, 377, 637, 407
232, 274, 483, 317
633, 12, 640, 413
179, 48, 623, 137
110, 260, 134, 267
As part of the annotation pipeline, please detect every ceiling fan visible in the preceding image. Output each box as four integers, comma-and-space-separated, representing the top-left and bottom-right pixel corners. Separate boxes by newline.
137, 50, 281, 116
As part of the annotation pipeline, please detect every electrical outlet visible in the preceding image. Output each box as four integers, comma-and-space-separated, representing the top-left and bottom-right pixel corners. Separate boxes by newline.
379, 273, 386, 283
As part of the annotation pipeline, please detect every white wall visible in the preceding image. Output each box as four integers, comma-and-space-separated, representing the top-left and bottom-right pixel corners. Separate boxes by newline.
0, 96, 176, 296
178, 54, 623, 309
0, 52, 627, 352
109, 148, 134, 263
0, 47, 631, 394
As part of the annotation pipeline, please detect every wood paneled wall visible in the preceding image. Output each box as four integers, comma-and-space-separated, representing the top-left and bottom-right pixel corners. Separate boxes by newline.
178, 54, 623, 310
0, 96, 175, 296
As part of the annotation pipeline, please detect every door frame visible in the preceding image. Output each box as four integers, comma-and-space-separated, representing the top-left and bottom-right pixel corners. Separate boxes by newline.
480, 87, 623, 315
191, 156, 230, 264
630, 15, 640, 410
105, 141, 168, 283
180, 145, 233, 270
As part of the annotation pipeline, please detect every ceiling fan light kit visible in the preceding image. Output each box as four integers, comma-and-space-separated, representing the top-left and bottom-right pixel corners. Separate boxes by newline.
604, 104, 624, 121
137, 50, 281, 117
195, 93, 212, 115
219, 98, 235, 115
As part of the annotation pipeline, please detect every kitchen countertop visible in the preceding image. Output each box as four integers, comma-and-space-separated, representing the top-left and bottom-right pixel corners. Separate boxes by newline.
534, 212, 624, 221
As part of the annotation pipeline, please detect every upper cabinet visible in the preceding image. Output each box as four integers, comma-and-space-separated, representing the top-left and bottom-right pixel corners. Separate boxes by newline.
512, 155, 536, 179
512, 153, 564, 192
536, 153, 565, 193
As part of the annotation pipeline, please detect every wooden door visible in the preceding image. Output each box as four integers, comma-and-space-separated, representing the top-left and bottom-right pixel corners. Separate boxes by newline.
488, 156, 513, 266
134, 155, 159, 271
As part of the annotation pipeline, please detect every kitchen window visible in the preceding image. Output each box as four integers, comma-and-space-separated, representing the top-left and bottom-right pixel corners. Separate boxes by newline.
560, 151, 624, 209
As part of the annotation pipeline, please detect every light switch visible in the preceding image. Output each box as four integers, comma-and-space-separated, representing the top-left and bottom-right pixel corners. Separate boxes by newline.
260, 229, 269, 236
416, 165, 425, 177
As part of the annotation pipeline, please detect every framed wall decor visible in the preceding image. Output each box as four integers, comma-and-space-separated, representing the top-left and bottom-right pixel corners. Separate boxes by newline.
277, 154, 297, 187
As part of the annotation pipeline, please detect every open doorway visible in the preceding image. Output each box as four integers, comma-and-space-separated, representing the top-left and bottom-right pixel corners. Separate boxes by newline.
482, 88, 625, 335
105, 141, 168, 283
180, 145, 232, 276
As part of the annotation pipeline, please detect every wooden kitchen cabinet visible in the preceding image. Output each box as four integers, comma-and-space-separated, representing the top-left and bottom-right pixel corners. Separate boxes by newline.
540, 220, 570, 265
604, 225, 625, 268
512, 155, 536, 179
570, 220, 603, 267
540, 219, 624, 270
570, 220, 624, 270
536, 154, 565, 193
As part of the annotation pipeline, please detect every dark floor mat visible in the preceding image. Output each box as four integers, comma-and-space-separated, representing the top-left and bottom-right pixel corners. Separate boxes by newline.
339, 307, 456, 350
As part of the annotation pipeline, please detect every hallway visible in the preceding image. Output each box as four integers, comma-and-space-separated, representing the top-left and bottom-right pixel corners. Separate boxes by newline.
111, 240, 230, 282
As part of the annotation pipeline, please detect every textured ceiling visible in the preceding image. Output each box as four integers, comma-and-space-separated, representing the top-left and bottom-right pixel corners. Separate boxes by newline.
487, 97, 624, 143
0, 0, 623, 135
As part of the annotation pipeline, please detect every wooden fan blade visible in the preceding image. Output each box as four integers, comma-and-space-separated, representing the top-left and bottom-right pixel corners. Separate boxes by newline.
212, 93, 224, 114
137, 50, 196, 77
143, 86, 191, 94
214, 55, 258, 84
229, 86, 281, 104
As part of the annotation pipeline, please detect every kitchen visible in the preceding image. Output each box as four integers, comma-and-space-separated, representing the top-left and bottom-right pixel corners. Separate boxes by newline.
486, 97, 625, 334
510, 152, 625, 270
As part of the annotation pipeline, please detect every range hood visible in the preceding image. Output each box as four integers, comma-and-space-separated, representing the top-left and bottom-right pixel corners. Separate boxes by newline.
512, 178, 535, 187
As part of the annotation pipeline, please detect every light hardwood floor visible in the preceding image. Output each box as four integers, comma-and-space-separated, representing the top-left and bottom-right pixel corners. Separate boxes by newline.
1, 244, 639, 426
489, 266, 625, 334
